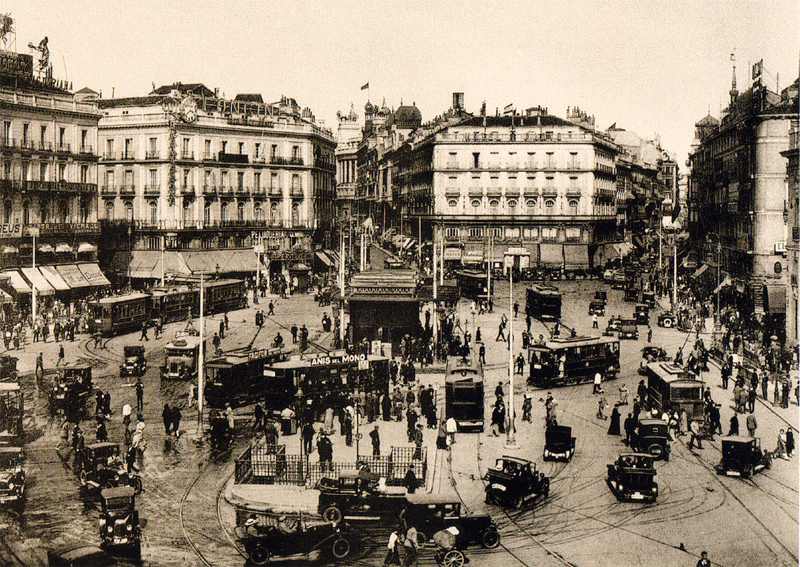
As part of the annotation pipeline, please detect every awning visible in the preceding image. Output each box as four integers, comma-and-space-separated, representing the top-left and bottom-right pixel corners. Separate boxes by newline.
462, 251, 484, 264
182, 251, 227, 275
764, 285, 786, 314
37, 244, 54, 253
77, 263, 111, 287
564, 244, 589, 269
315, 250, 333, 267
691, 264, 708, 278
0, 289, 11, 303
401, 238, 417, 251
21, 267, 55, 295
290, 263, 310, 272
712, 276, 731, 295
38, 266, 71, 291
1, 245, 17, 255
77, 242, 97, 253
539, 243, 563, 267
55, 243, 73, 254
55, 264, 93, 288
0, 270, 31, 294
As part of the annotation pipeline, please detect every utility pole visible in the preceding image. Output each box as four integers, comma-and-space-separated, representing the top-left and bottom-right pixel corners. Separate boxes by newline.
505, 267, 517, 448
197, 273, 205, 430
487, 230, 493, 310
339, 232, 346, 346
30, 227, 38, 325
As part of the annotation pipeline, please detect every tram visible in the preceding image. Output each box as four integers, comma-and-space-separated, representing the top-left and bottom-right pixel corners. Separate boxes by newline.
525, 284, 562, 322
644, 362, 705, 423
455, 270, 492, 302
204, 347, 289, 410
0, 381, 23, 446
444, 355, 485, 431
88, 293, 151, 337
149, 286, 200, 324
527, 335, 620, 388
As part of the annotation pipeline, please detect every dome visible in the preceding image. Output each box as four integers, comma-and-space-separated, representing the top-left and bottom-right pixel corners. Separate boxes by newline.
364, 100, 375, 114
392, 103, 422, 128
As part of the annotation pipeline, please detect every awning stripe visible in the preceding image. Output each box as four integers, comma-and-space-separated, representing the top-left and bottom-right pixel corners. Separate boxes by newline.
77, 263, 111, 286
39, 266, 71, 291
0, 270, 32, 294
55, 264, 93, 288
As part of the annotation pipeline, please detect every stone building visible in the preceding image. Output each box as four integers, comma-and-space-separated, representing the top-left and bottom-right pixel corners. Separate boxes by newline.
780, 92, 798, 346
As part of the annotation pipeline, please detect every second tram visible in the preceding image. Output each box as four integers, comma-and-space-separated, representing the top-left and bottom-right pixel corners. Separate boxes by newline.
204, 347, 288, 409
444, 355, 485, 431
455, 270, 492, 302
528, 335, 620, 388
525, 284, 562, 321
644, 362, 705, 423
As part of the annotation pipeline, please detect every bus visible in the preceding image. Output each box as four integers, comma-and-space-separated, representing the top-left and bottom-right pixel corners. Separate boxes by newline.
525, 284, 562, 322
263, 353, 390, 416
455, 270, 491, 302
161, 331, 205, 380
204, 347, 288, 409
444, 355, 484, 431
527, 335, 620, 388
644, 362, 704, 424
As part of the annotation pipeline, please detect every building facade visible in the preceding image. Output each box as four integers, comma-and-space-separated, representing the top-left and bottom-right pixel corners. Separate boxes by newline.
97, 83, 335, 282
781, 112, 798, 345
334, 104, 361, 226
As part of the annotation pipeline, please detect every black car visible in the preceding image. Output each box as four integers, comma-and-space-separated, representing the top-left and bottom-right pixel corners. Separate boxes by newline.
630, 419, 670, 460
607, 453, 658, 502
316, 470, 407, 524
657, 311, 676, 328
594, 291, 608, 305
0, 446, 25, 508
98, 486, 141, 560
641, 346, 669, 362
0, 354, 18, 383
75, 442, 142, 497
119, 346, 146, 378
403, 492, 500, 549
543, 425, 576, 461
604, 316, 623, 336
715, 437, 771, 478
235, 513, 355, 565
49, 364, 93, 415
618, 319, 639, 340
484, 456, 549, 509
589, 300, 605, 316
634, 304, 650, 325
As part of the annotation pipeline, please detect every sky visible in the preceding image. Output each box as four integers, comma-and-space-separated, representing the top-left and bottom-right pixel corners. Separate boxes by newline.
5, 0, 798, 168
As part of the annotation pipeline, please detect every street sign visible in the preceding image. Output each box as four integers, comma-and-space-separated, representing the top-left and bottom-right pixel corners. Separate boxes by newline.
26, 226, 39, 237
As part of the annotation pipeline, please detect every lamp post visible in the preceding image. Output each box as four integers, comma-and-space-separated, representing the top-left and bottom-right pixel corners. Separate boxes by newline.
29, 226, 39, 325
197, 272, 205, 430
505, 267, 517, 449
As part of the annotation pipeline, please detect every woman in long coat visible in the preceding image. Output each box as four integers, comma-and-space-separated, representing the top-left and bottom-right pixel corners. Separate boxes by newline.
608, 405, 621, 435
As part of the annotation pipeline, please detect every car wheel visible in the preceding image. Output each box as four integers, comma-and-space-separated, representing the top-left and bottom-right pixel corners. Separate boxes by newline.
481, 529, 500, 549
322, 506, 343, 525
647, 444, 664, 459
485, 491, 495, 505
249, 544, 271, 565
130, 477, 143, 495
543, 479, 550, 497
444, 549, 465, 567
415, 531, 427, 546
663, 318, 673, 328
331, 537, 351, 559
79, 469, 87, 485
741, 463, 753, 479
514, 495, 524, 509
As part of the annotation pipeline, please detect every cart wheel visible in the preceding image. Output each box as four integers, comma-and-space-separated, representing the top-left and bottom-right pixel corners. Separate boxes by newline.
481, 529, 500, 549
130, 477, 143, 495
322, 506, 343, 525
647, 443, 664, 459
415, 531, 427, 546
514, 495, 524, 509
79, 469, 87, 485
250, 544, 271, 565
443, 549, 465, 567
331, 537, 351, 559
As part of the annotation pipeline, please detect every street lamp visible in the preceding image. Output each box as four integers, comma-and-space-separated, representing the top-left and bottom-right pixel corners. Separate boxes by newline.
707, 233, 722, 318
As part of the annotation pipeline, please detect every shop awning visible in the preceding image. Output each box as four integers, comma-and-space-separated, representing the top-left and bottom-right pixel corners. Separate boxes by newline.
764, 285, 786, 314
564, 244, 589, 269
539, 243, 563, 267
77, 263, 111, 287
692, 264, 708, 278
712, 276, 731, 295
37, 243, 54, 253
78, 242, 97, 253
182, 251, 226, 274
55, 264, 93, 288
233, 250, 258, 272
315, 250, 333, 267
443, 247, 462, 261
21, 267, 55, 295
0, 270, 31, 294
401, 238, 417, 251
55, 243, 73, 254
1, 245, 18, 255
39, 266, 71, 291
0, 288, 11, 303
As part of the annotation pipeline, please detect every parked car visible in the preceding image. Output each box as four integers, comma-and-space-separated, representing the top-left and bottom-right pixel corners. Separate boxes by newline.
316, 470, 407, 524
0, 354, 18, 383
634, 304, 650, 325
47, 544, 116, 567
657, 311, 676, 328
235, 513, 355, 565
589, 300, 605, 316
630, 419, 671, 460
119, 346, 146, 378
604, 316, 623, 336
98, 486, 142, 560
624, 287, 639, 302
715, 437, 771, 478
403, 492, 500, 549
0, 446, 25, 508
618, 319, 639, 340
641, 346, 669, 362
641, 291, 656, 306
75, 442, 142, 497
594, 291, 608, 305
484, 456, 549, 509
607, 453, 658, 502
49, 364, 93, 415
543, 424, 576, 461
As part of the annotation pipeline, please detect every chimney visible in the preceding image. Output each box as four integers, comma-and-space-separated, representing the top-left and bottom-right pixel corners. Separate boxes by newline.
452, 92, 464, 111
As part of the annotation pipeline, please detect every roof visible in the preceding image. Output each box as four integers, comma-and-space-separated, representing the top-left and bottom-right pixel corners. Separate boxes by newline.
531, 335, 618, 350
496, 455, 532, 465
391, 104, 422, 128
151, 82, 215, 98
86, 442, 119, 451
234, 93, 264, 103
638, 419, 667, 426
91, 293, 150, 305
457, 113, 576, 129
101, 486, 135, 499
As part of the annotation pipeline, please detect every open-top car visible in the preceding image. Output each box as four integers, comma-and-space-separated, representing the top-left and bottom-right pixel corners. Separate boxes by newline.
657, 311, 676, 328
403, 492, 500, 549
603, 316, 623, 336
484, 456, 549, 509
641, 346, 669, 362
543, 424, 576, 461
589, 300, 605, 316
0, 446, 25, 507
49, 364, 92, 415
618, 319, 639, 340
634, 304, 650, 325
235, 512, 355, 565
316, 470, 407, 525
715, 436, 771, 478
607, 453, 658, 502
75, 442, 142, 497
98, 486, 141, 560
630, 419, 670, 460
119, 346, 146, 378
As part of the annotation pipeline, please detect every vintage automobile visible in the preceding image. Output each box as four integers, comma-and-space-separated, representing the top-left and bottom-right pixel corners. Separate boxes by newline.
49, 364, 93, 415
594, 291, 608, 305
618, 319, 639, 340
634, 304, 650, 325
657, 311, 676, 328
589, 299, 605, 316
0, 446, 25, 507
119, 346, 146, 378
630, 419, 671, 460
403, 492, 500, 549
0, 354, 18, 383
75, 442, 142, 496
47, 544, 117, 567
98, 486, 142, 560
235, 513, 355, 565
715, 436, 771, 478
624, 286, 639, 302
641, 291, 656, 306
484, 456, 549, 509
603, 316, 623, 336
607, 453, 658, 502
316, 470, 407, 524
543, 424, 576, 461
641, 346, 669, 362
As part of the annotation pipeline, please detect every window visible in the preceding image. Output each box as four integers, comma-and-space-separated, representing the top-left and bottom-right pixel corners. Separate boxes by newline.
105, 201, 114, 220
271, 172, 278, 189
40, 125, 47, 146
292, 145, 300, 160
23, 161, 31, 181
221, 202, 228, 221
40, 162, 48, 182
3, 121, 10, 142
254, 172, 261, 189
149, 201, 157, 224
125, 169, 133, 188
182, 138, 190, 157
508, 199, 518, 209
445, 227, 459, 238
545, 152, 554, 168
239, 142, 245, 154
473, 152, 480, 168
565, 227, 581, 241
569, 152, 579, 168
204, 139, 211, 158
80, 165, 88, 184
79, 200, 88, 222
238, 171, 244, 189
40, 200, 49, 223
489, 227, 502, 237
221, 141, 227, 153
183, 201, 193, 224
221, 170, 228, 189
124, 201, 133, 221
22, 201, 29, 224
81, 130, 88, 151
545, 176, 554, 189
471, 199, 482, 208
59, 127, 66, 148
448, 199, 458, 208
270, 144, 278, 159
237, 201, 245, 221
183, 169, 190, 188
59, 200, 68, 222
544, 199, 555, 214
148, 137, 157, 157
270, 202, 279, 223
254, 202, 262, 221
149, 169, 158, 190
526, 198, 536, 210
469, 227, 484, 238
22, 123, 29, 145
542, 227, 557, 240
3, 160, 10, 179
3, 199, 11, 223
255, 143, 261, 158
292, 174, 300, 192
125, 138, 133, 158
506, 227, 520, 238
291, 202, 299, 225
488, 199, 500, 209
568, 199, 579, 215
59, 163, 66, 182
204, 202, 211, 224
523, 227, 538, 239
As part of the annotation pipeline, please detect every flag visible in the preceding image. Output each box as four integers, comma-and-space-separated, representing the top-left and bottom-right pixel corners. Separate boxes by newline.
503, 103, 514, 115
361, 82, 369, 91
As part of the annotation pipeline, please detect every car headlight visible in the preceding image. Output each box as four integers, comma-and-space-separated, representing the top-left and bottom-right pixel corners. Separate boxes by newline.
107, 525, 114, 533
7, 483, 13, 490
127, 524, 133, 531
114, 475, 120, 482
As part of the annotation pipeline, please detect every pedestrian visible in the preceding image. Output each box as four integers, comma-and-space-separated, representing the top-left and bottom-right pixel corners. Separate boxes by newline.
254, 401, 264, 432
224, 312, 229, 331
709, 404, 722, 438
302, 421, 315, 454
495, 321, 506, 342
786, 428, 795, 457
413, 423, 423, 460
608, 405, 620, 435
404, 465, 420, 494
475, 327, 482, 343
317, 432, 332, 472
57, 344, 65, 366
140, 320, 149, 341
403, 525, 419, 567
592, 313, 598, 329
370, 424, 381, 456
647, 326, 652, 343
95, 389, 105, 416
746, 411, 757, 437
593, 372, 602, 394
437, 419, 448, 450
774, 429, 788, 459
728, 412, 739, 436
268, 301, 275, 316
291, 324, 298, 344
696, 551, 711, 567
636, 380, 647, 409
132, 417, 147, 469
171, 405, 182, 435
162, 403, 173, 435
688, 419, 703, 449
135, 377, 144, 412
188, 381, 196, 410
747, 387, 756, 413
384, 528, 401, 566
219, 318, 225, 340
491, 400, 505, 436
494, 381, 504, 400
596, 390, 607, 420
95, 416, 108, 442
446, 416, 457, 447
225, 403, 235, 430
103, 392, 111, 417
513, 301, 519, 318
478, 343, 486, 365
212, 332, 221, 353
522, 394, 532, 422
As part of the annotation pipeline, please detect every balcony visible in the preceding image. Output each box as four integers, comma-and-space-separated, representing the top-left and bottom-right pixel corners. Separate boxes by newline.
0, 179, 96, 194
253, 156, 266, 164
235, 186, 249, 196
541, 187, 557, 197
102, 152, 118, 161
143, 185, 161, 197
203, 185, 218, 195
218, 152, 249, 164
145, 151, 160, 159
79, 145, 94, 155
121, 152, 136, 161
100, 186, 117, 196
55, 143, 71, 153
290, 187, 303, 197
565, 187, 582, 197
119, 186, 136, 197
180, 152, 194, 160
268, 187, 283, 197
181, 185, 195, 196
202, 153, 215, 161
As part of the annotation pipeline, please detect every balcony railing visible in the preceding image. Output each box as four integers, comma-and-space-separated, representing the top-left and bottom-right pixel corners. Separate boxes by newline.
290, 187, 303, 197
100, 186, 117, 196
121, 152, 135, 161
119, 185, 136, 197
565, 187, 582, 197
143, 185, 161, 196
268, 187, 283, 197
79, 145, 94, 155
181, 185, 195, 195
0, 179, 96, 194
133, 219, 277, 231
180, 152, 194, 160
145, 151, 160, 159
203, 185, 218, 195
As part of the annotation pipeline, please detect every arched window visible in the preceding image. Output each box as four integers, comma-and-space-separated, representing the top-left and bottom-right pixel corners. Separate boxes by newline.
3, 199, 12, 224
471, 199, 481, 208
105, 200, 114, 220
526, 198, 536, 210
544, 199, 555, 214
220, 201, 228, 222
270, 202, 279, 224
59, 200, 68, 222
79, 199, 89, 222
507, 199, 517, 210
568, 199, 579, 215
124, 201, 133, 222
22, 200, 30, 225
204, 202, 211, 224
254, 203, 262, 221
291, 202, 299, 226
149, 201, 158, 225
447, 199, 458, 208
237, 201, 245, 221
